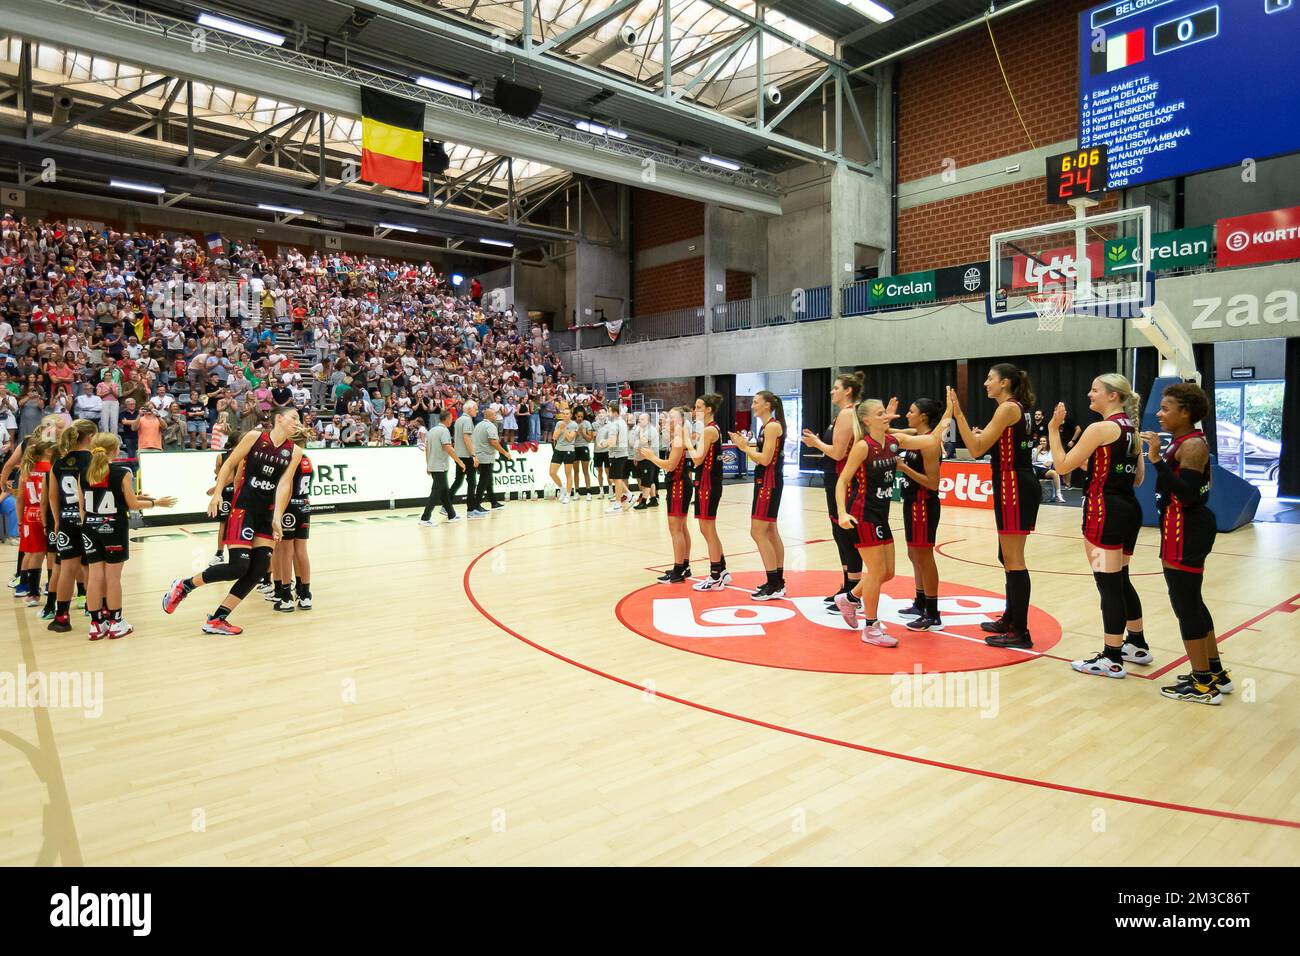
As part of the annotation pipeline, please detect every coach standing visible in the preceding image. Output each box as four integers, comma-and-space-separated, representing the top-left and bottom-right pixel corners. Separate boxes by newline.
468, 406, 512, 518
449, 399, 478, 508
419, 408, 465, 526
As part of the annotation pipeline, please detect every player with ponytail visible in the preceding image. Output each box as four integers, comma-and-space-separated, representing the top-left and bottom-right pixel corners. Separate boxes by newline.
893, 395, 954, 631
1046, 373, 1148, 678
802, 371, 865, 607
43, 419, 98, 633
14, 437, 55, 609
730, 390, 788, 599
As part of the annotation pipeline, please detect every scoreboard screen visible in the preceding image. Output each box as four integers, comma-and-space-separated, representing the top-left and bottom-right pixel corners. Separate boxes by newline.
1079, 0, 1300, 190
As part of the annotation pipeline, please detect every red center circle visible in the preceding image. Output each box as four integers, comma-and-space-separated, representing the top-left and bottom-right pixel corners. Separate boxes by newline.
615, 571, 1064, 675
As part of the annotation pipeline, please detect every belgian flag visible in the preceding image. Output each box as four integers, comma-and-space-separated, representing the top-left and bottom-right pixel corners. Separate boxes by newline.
360, 88, 424, 192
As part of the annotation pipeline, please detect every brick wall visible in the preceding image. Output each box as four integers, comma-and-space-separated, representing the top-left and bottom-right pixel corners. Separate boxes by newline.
632, 189, 705, 251
633, 257, 705, 314
896, 0, 1106, 274
725, 269, 754, 302
635, 378, 697, 411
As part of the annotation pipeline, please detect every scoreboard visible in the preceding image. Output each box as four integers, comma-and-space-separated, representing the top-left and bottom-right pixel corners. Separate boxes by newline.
1079, 0, 1300, 190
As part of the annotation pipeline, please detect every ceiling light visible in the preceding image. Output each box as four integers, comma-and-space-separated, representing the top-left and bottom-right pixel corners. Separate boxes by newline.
700, 155, 741, 171
575, 120, 628, 140
416, 76, 480, 100
479, 238, 513, 247
196, 12, 286, 46
110, 179, 165, 195
258, 203, 303, 215
835, 0, 894, 23
379, 223, 418, 233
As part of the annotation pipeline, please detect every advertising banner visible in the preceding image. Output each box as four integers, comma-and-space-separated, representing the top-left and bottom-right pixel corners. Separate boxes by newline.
867, 271, 936, 307
936, 460, 995, 511
1216, 206, 1300, 268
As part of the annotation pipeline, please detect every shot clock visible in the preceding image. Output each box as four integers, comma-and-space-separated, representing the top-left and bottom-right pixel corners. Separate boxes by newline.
1046, 145, 1109, 205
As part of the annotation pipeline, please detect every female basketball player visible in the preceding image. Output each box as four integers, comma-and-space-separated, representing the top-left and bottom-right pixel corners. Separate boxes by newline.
573, 408, 594, 497
894, 396, 953, 631
947, 364, 1040, 649
681, 393, 727, 590
592, 410, 611, 498
802, 372, 864, 608
83, 433, 175, 639
1046, 374, 1148, 678
549, 408, 575, 503
163, 406, 305, 635
207, 433, 240, 567
271, 426, 313, 612
43, 419, 98, 633
1140, 383, 1228, 704
729, 390, 787, 600
15, 438, 55, 608
2, 414, 61, 594
834, 399, 940, 646
642, 406, 694, 584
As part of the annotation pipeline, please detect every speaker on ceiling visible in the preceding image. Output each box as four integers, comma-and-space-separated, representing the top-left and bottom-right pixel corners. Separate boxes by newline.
494, 76, 542, 119
424, 140, 451, 175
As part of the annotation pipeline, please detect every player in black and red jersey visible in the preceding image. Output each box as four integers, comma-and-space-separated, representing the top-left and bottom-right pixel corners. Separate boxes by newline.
730, 390, 787, 600
162, 406, 304, 635
207, 435, 240, 568
43, 419, 98, 633
1047, 374, 1148, 679
83, 432, 175, 640
834, 398, 941, 647
642, 407, 694, 584
801, 372, 864, 608
681, 393, 728, 591
15, 437, 55, 609
1141, 383, 1228, 705
948, 364, 1041, 649
894, 396, 952, 632
269, 427, 314, 612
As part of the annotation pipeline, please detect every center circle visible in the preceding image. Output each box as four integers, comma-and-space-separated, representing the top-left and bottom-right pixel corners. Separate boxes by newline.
615, 571, 1064, 675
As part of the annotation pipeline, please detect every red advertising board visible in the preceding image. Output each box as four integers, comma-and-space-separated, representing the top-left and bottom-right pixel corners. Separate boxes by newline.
1216, 205, 1300, 268
1011, 241, 1105, 290
936, 460, 994, 511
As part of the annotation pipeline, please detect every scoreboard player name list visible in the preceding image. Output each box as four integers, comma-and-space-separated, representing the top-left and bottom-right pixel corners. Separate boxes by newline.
1082, 75, 1189, 188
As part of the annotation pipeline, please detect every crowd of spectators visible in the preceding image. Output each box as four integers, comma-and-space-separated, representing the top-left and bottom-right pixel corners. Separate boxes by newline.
0, 211, 611, 459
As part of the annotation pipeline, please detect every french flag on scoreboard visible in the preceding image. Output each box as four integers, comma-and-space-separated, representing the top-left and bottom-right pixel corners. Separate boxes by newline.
1091, 27, 1144, 75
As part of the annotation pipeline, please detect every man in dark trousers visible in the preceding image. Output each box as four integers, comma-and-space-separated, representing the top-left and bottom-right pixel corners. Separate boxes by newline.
448, 399, 479, 510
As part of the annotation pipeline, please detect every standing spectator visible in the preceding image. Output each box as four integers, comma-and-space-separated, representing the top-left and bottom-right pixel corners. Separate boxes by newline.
74, 381, 103, 426
134, 404, 164, 451
97, 372, 120, 436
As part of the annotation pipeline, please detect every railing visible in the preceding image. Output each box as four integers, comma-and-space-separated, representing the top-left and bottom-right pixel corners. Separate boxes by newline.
711, 285, 831, 332
551, 329, 577, 352
621, 306, 708, 343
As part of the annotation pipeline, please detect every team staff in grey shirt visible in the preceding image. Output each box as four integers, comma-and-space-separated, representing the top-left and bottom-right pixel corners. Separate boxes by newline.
601, 411, 631, 513
468, 405, 513, 517
448, 399, 479, 509
592, 411, 612, 498
419, 408, 467, 525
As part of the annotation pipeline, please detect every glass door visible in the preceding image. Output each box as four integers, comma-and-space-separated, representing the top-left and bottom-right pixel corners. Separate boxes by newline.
1215, 380, 1284, 495
780, 395, 802, 479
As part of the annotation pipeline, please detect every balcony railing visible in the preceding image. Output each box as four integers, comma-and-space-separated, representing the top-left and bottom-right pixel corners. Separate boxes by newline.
622, 306, 708, 343
711, 285, 831, 332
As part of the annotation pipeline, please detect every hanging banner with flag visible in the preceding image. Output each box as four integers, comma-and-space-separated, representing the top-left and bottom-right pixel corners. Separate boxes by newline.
605, 319, 624, 343
205, 233, 224, 254
360, 88, 424, 192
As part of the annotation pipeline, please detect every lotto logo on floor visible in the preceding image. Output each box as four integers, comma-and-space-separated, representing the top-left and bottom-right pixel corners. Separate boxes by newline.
616, 571, 1062, 675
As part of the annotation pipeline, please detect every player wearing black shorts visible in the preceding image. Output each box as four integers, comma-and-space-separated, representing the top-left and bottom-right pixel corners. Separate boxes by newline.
44, 419, 98, 633
895, 396, 953, 632
948, 364, 1041, 649
1142, 383, 1228, 705
801, 373, 864, 609
592, 411, 611, 496
163, 406, 304, 635
682, 393, 727, 590
730, 390, 786, 600
643, 407, 694, 584
1048, 374, 1149, 679
208, 440, 239, 567
83, 432, 174, 640
271, 429, 313, 612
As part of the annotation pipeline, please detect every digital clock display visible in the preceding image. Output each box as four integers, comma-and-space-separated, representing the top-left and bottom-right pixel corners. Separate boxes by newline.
1046, 145, 1110, 204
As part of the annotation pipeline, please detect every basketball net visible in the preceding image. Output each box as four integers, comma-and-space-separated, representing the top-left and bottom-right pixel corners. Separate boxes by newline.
1028, 289, 1073, 332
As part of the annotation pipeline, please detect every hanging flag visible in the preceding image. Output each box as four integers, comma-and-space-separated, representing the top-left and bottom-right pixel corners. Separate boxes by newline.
360, 88, 424, 192
205, 232, 224, 254
1091, 27, 1144, 75
605, 319, 624, 343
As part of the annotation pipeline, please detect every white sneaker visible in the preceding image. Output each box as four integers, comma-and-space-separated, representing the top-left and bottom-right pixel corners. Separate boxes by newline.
1120, 642, 1153, 665
468, 510, 490, 520
297, 595, 312, 610
6, 575, 18, 589
1071, 653, 1126, 679
208, 554, 225, 567
691, 570, 731, 591
417, 519, 434, 526
256, 582, 275, 596
445, 513, 463, 523
860, 622, 898, 647
560, 492, 570, 504
605, 504, 623, 514
110, 618, 133, 638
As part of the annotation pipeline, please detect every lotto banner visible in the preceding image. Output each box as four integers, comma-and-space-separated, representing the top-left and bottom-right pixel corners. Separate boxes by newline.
935, 460, 994, 511
138, 445, 560, 520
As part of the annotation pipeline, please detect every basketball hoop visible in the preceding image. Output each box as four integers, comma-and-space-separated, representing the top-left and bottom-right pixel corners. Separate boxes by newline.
1028, 289, 1073, 332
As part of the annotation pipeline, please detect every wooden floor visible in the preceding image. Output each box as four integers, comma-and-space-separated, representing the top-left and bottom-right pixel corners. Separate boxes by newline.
2, 484, 1298, 866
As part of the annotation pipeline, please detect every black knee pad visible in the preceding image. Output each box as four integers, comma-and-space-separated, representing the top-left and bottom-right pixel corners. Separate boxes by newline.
833, 524, 862, 573
229, 546, 273, 599
1163, 568, 1210, 641
1093, 571, 1127, 635
1120, 566, 1142, 621
201, 548, 250, 584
